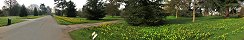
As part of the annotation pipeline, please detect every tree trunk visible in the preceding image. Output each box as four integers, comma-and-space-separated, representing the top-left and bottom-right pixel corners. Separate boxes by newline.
176, 9, 179, 18
193, 8, 196, 22
192, 0, 196, 22
239, 7, 244, 18
225, 6, 230, 18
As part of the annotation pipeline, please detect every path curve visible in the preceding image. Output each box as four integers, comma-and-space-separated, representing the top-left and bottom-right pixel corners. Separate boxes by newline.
0, 16, 72, 40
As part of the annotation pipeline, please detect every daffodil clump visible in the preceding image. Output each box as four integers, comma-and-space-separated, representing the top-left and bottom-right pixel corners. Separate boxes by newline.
55, 16, 89, 25
99, 22, 113, 27
54, 16, 121, 25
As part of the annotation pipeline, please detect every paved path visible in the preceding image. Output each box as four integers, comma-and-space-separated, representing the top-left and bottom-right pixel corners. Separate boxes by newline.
0, 16, 71, 40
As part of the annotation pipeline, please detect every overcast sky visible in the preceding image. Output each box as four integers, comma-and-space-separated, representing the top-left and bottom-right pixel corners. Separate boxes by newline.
0, 0, 87, 9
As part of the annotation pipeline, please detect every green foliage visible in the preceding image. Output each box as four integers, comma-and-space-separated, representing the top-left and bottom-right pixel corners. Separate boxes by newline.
82, 0, 106, 20
55, 9, 62, 16
0, 16, 41, 27
0, 10, 3, 17
39, 4, 47, 15
122, 0, 166, 26
77, 10, 86, 18
54, 0, 67, 9
0, 6, 8, 17
10, 4, 21, 16
66, 1, 77, 17
70, 16, 244, 40
33, 7, 38, 16
19, 5, 28, 17
105, 0, 121, 16
4, 0, 21, 16
0, 17, 23, 27
54, 0, 67, 16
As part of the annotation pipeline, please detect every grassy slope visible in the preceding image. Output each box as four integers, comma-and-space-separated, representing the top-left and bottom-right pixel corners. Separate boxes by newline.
70, 16, 244, 40
55, 16, 122, 25
0, 16, 42, 27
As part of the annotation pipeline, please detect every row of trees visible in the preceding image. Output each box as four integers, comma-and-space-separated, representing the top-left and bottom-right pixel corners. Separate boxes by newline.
55, 0, 166, 26
54, 0, 121, 19
80, 0, 167, 26
167, 0, 244, 22
0, 0, 51, 17
0, 4, 28, 17
54, 0, 122, 18
54, 0, 77, 17
55, 0, 244, 26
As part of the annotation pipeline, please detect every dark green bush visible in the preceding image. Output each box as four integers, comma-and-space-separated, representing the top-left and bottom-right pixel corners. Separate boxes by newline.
66, 1, 77, 17
82, 0, 106, 20
0, 10, 3, 17
19, 5, 28, 17
77, 11, 86, 18
33, 7, 38, 16
122, 0, 167, 26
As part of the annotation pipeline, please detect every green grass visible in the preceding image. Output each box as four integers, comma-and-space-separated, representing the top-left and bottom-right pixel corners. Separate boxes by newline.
70, 16, 244, 40
0, 16, 42, 27
55, 16, 122, 25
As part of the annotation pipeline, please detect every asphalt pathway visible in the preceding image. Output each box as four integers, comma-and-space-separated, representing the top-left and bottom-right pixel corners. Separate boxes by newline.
0, 16, 71, 40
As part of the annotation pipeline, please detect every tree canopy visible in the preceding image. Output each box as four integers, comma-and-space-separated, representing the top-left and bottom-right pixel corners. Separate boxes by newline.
66, 1, 77, 17
82, 0, 106, 20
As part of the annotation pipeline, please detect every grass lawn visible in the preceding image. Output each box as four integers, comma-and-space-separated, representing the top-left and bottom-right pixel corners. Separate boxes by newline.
55, 16, 122, 25
70, 16, 244, 40
0, 16, 42, 27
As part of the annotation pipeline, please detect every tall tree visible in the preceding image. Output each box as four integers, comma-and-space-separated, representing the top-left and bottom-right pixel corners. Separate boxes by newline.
11, 4, 21, 16
0, 10, 3, 17
202, 0, 221, 16
192, 0, 196, 22
33, 7, 38, 16
1, 6, 8, 16
82, 0, 106, 20
217, 0, 243, 18
46, 6, 52, 15
168, 0, 188, 18
40, 4, 47, 15
4, 0, 20, 16
28, 4, 39, 10
66, 1, 76, 17
105, 0, 121, 16
237, 0, 244, 17
54, 0, 67, 16
19, 5, 28, 17
28, 4, 39, 15
123, 0, 166, 26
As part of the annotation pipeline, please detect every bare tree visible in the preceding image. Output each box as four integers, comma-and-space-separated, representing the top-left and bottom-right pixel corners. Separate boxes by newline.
4, 0, 19, 16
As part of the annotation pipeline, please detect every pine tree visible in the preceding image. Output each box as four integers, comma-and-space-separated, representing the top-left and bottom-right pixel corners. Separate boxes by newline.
19, 5, 28, 17
66, 1, 77, 17
123, 0, 166, 26
82, 0, 106, 20
105, 0, 121, 16
34, 7, 38, 16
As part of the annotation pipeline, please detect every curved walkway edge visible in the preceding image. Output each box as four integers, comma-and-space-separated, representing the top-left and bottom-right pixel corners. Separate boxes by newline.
60, 20, 120, 32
